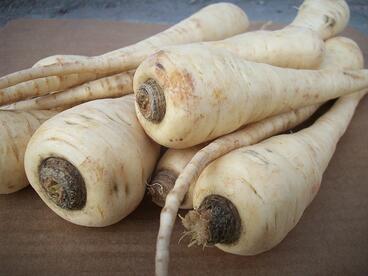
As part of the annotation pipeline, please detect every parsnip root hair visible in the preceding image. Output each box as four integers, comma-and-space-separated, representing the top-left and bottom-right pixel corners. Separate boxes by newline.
0, 109, 56, 194
154, 36, 365, 276
0, 3, 249, 90
24, 95, 160, 227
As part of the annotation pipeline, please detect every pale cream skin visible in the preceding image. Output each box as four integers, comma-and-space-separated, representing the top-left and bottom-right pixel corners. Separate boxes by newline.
0, 109, 56, 194
154, 35, 365, 276
191, 37, 364, 255
0, 3, 249, 91
24, 95, 160, 227
135, 43, 368, 149
8, 71, 134, 111
147, 37, 365, 210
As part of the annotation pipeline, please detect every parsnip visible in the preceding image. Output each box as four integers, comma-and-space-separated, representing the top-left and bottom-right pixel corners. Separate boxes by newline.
181, 41, 365, 256
24, 95, 160, 227
154, 36, 365, 276
0, 0, 349, 107
290, 0, 349, 40
149, 36, 365, 208
0, 109, 56, 194
7, 71, 134, 110
184, 90, 366, 255
134, 43, 368, 149
207, 0, 350, 70
0, 3, 249, 92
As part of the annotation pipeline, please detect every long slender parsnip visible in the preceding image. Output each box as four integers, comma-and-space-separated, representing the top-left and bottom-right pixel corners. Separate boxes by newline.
0, 3, 249, 91
7, 71, 134, 110
154, 36, 365, 276
149, 36, 365, 208
0, 109, 56, 194
207, 0, 350, 70
24, 95, 160, 227
134, 43, 368, 149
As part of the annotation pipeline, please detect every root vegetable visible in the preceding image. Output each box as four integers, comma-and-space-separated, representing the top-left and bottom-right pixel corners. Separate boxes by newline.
24, 95, 160, 226
134, 43, 368, 149
7, 71, 134, 110
0, 109, 56, 194
208, 0, 350, 70
149, 36, 365, 208
154, 36, 365, 276
182, 42, 365, 256
0, 3, 249, 91
184, 90, 366, 255
290, 0, 349, 40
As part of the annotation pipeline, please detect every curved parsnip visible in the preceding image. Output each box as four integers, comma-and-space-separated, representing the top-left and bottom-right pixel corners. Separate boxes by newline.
24, 95, 160, 227
8, 71, 134, 110
154, 36, 365, 276
182, 40, 365, 257
0, 110, 56, 194
0, 3, 249, 92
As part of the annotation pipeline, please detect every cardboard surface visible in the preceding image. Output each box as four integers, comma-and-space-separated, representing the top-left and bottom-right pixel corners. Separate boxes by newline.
0, 19, 367, 275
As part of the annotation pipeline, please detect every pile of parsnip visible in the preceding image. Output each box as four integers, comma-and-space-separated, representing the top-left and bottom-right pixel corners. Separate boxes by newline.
0, 0, 367, 275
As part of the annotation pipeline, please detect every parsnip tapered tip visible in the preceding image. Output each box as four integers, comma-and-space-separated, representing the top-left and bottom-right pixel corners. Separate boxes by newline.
136, 78, 166, 123
148, 169, 178, 207
39, 157, 86, 210
182, 195, 241, 245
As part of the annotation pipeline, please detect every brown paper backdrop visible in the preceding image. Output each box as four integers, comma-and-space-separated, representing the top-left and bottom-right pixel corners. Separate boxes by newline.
0, 19, 367, 275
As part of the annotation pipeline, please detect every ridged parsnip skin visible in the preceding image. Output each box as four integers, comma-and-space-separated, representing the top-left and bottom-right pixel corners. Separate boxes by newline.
0, 73, 100, 107
24, 95, 160, 227
33, 55, 88, 67
290, 0, 349, 40
0, 3, 249, 89
0, 55, 102, 108
0, 110, 56, 194
100, 3, 249, 59
8, 71, 134, 111
134, 44, 368, 149
190, 39, 365, 256
210, 26, 324, 69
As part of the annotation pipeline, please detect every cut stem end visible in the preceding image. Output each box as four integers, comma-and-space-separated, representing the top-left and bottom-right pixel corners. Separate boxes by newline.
136, 78, 166, 123
182, 195, 241, 246
147, 169, 178, 207
39, 157, 86, 210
